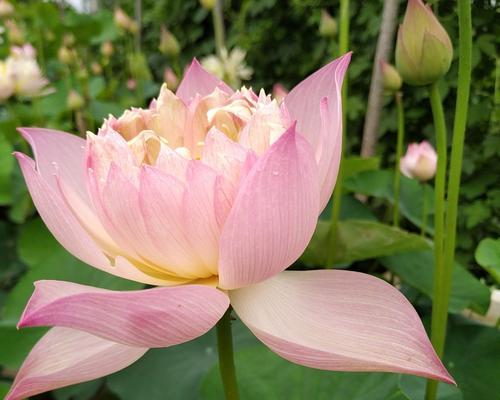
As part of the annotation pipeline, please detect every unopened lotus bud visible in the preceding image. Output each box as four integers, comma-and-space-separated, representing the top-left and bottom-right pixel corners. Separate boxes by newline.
127, 79, 137, 90
46, 30, 55, 42
67, 90, 85, 110
58, 47, 75, 65
101, 41, 114, 58
199, 0, 216, 10
319, 9, 337, 38
63, 33, 75, 47
163, 67, 178, 90
380, 60, 402, 93
395, 0, 453, 86
76, 67, 88, 81
91, 62, 102, 75
159, 26, 180, 57
6, 19, 24, 45
0, 0, 14, 18
272, 83, 288, 103
114, 7, 131, 30
400, 141, 437, 182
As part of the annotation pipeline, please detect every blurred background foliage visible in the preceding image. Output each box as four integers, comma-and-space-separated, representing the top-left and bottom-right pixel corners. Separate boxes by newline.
0, 0, 498, 399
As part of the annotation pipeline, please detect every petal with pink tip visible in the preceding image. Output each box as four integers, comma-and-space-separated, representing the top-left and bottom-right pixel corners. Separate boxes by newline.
5, 327, 146, 400
176, 58, 233, 104
18, 280, 229, 347
15, 153, 181, 287
284, 54, 350, 210
218, 125, 320, 290
18, 128, 89, 205
230, 270, 455, 384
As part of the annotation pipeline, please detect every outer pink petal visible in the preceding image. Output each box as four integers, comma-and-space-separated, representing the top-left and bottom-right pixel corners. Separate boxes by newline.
218, 124, 320, 290
230, 270, 455, 384
18, 280, 229, 347
14, 153, 173, 286
18, 128, 89, 205
5, 327, 147, 400
284, 54, 351, 210
176, 58, 233, 104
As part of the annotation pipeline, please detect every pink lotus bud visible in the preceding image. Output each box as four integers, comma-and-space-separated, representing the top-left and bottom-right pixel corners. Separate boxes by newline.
400, 141, 437, 182
395, 0, 453, 86
272, 83, 288, 103
0, 0, 14, 18
91, 62, 102, 75
67, 90, 85, 111
163, 67, 179, 90
319, 9, 337, 38
380, 60, 402, 93
158, 26, 180, 57
100, 41, 114, 58
114, 7, 134, 32
126, 79, 137, 90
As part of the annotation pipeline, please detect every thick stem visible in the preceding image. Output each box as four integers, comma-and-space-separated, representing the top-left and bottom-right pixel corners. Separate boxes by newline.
426, 1, 472, 398
392, 91, 405, 227
326, 0, 349, 266
361, 0, 400, 158
216, 308, 240, 400
212, 0, 226, 57
421, 183, 428, 236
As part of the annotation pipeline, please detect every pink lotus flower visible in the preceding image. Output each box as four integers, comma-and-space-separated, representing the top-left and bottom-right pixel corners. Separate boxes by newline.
400, 141, 438, 182
7, 54, 453, 399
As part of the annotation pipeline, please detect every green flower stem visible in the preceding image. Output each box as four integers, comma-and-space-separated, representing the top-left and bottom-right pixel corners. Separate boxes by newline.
392, 91, 405, 227
421, 183, 429, 236
216, 308, 240, 400
212, 0, 226, 56
326, 0, 349, 266
426, 1, 472, 398
427, 81, 448, 374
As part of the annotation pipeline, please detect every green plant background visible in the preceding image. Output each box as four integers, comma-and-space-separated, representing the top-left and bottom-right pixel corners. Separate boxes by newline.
0, 0, 498, 399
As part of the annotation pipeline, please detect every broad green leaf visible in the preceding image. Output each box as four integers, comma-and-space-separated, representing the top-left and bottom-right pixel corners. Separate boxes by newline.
344, 170, 435, 233
301, 220, 430, 267
0, 324, 46, 369
443, 318, 500, 400
398, 375, 462, 400
107, 320, 258, 400
17, 218, 59, 267
53, 379, 104, 400
475, 238, 500, 283
0, 381, 12, 398
381, 251, 491, 314
202, 345, 407, 400
342, 156, 380, 179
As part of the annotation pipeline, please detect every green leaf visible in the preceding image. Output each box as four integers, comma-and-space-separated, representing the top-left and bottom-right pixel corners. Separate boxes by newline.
344, 170, 435, 233
53, 379, 103, 400
0, 324, 46, 369
381, 251, 491, 314
342, 156, 380, 179
107, 320, 258, 400
17, 218, 59, 267
0, 381, 12, 398
444, 318, 500, 400
202, 345, 407, 400
301, 220, 430, 267
398, 375, 462, 400
475, 238, 500, 283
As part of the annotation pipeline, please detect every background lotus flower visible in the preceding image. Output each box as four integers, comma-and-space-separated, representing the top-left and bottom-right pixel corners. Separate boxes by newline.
400, 141, 437, 182
7, 54, 454, 400
395, 0, 453, 86
8, 44, 50, 98
201, 47, 253, 88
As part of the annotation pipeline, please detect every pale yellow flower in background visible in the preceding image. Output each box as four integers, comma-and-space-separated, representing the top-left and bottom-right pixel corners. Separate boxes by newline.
202, 47, 253, 88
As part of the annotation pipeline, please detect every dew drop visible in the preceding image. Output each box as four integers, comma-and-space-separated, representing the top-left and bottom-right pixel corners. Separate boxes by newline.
272, 170, 279, 176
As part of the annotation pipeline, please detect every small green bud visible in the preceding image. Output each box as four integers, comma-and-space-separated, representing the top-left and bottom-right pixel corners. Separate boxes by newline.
199, 0, 216, 10
395, 0, 453, 86
67, 90, 85, 111
158, 26, 180, 57
319, 9, 337, 38
380, 60, 402, 93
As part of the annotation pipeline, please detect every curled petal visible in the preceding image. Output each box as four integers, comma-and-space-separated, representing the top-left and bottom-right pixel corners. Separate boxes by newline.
218, 124, 320, 290
176, 59, 233, 104
18, 280, 229, 347
230, 270, 455, 384
284, 53, 351, 210
5, 327, 147, 400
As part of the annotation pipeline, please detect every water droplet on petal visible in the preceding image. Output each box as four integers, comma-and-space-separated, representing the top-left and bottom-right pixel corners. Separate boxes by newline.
272, 170, 279, 176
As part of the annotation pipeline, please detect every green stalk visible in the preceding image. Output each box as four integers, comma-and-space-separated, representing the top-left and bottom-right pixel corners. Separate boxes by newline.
216, 308, 240, 400
212, 0, 226, 56
392, 91, 405, 227
426, 1, 472, 398
421, 184, 429, 236
326, 0, 349, 266
427, 82, 448, 362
